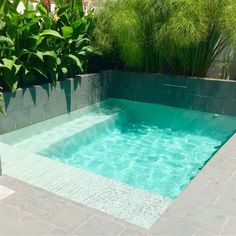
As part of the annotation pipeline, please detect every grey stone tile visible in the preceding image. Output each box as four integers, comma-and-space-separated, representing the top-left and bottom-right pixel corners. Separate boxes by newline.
45, 204, 92, 232
221, 216, 236, 236
0, 215, 55, 236
0, 176, 32, 191
78, 91, 92, 108
47, 84, 58, 102
3, 90, 23, 112
173, 185, 220, 213
181, 204, 227, 234
43, 101, 59, 120
13, 108, 30, 129
70, 93, 79, 111
207, 180, 236, 199
201, 163, 236, 183
148, 216, 198, 236
22, 87, 36, 108
1, 187, 62, 220
213, 195, 236, 218
120, 227, 147, 236
0, 184, 14, 200
78, 204, 145, 232
206, 150, 228, 169
73, 215, 125, 236
0, 112, 16, 134
180, 171, 213, 196
229, 170, 236, 184
57, 93, 70, 114
46, 227, 71, 236
30, 104, 45, 124
34, 85, 50, 105
161, 198, 194, 221
194, 228, 216, 236
0, 204, 27, 223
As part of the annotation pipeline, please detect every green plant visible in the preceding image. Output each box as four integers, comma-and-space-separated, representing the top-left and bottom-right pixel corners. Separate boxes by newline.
0, 0, 63, 91
155, 0, 236, 77
95, 0, 236, 77
0, 90, 4, 114
52, 0, 98, 78
0, 0, 97, 93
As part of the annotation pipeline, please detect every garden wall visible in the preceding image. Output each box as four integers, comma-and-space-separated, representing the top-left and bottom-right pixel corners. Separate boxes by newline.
0, 70, 236, 134
0, 71, 113, 134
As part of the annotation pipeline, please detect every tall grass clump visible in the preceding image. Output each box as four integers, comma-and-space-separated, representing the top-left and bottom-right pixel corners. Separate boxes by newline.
94, 0, 236, 77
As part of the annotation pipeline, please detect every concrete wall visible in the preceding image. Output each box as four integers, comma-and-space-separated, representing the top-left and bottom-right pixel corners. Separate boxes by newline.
111, 71, 236, 116
0, 70, 236, 134
0, 72, 113, 134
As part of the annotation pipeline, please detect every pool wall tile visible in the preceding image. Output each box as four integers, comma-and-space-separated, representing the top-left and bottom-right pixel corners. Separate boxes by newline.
110, 71, 236, 116
1, 70, 236, 134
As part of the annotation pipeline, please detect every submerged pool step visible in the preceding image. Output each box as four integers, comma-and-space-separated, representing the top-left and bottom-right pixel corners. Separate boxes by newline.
12, 113, 118, 153
0, 141, 172, 228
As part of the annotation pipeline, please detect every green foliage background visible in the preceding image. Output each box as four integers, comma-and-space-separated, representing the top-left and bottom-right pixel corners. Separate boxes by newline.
94, 0, 236, 76
0, 0, 97, 93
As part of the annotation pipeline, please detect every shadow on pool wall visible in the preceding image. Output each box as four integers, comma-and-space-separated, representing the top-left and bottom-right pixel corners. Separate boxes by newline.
0, 70, 236, 134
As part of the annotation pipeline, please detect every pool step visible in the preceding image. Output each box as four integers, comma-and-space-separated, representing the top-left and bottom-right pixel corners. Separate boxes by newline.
12, 113, 118, 152
0, 141, 172, 228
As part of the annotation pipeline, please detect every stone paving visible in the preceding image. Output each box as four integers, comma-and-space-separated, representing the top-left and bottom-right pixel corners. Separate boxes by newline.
0, 176, 146, 236
0, 134, 236, 235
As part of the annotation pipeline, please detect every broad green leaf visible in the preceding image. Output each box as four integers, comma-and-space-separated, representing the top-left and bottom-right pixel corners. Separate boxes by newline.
37, 3, 47, 15
36, 51, 44, 62
1, 58, 14, 70
43, 51, 58, 60
78, 51, 86, 56
66, 54, 83, 71
72, 19, 82, 28
76, 37, 90, 48
40, 30, 63, 39
0, 66, 19, 92
30, 66, 48, 79
14, 64, 22, 74
61, 26, 73, 38
62, 67, 68, 75
0, 36, 14, 46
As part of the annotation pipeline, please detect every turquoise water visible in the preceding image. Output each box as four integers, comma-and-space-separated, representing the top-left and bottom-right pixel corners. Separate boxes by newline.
38, 99, 236, 199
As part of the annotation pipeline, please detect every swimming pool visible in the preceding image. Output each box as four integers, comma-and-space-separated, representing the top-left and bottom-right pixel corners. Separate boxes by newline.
2, 98, 236, 198
1, 99, 236, 227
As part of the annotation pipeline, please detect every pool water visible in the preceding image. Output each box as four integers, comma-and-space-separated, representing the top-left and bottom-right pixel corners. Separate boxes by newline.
2, 99, 236, 199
